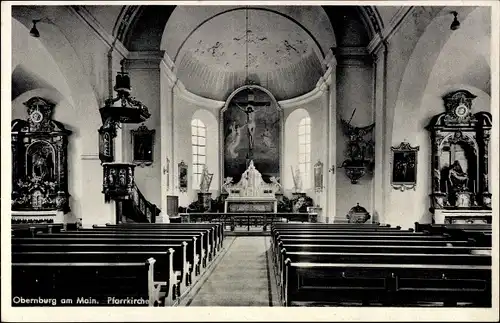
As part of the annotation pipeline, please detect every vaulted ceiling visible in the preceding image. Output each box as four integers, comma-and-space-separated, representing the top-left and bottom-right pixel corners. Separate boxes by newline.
74, 5, 392, 100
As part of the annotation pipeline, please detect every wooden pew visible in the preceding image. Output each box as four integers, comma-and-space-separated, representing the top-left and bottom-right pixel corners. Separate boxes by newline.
283, 261, 491, 307
62, 229, 210, 266
276, 243, 491, 284
12, 259, 157, 307
272, 238, 474, 277
104, 223, 224, 250
271, 233, 451, 259
279, 251, 491, 306
272, 223, 398, 230
86, 227, 216, 261
99, 223, 222, 252
12, 250, 179, 305
414, 223, 492, 247
13, 236, 193, 295
36, 231, 205, 275
415, 222, 491, 233
12, 223, 64, 237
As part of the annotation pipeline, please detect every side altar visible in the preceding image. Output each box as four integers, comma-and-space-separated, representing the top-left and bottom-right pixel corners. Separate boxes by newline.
222, 161, 278, 213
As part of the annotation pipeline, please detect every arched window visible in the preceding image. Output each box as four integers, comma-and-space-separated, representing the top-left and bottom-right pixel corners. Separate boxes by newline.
298, 117, 311, 188
191, 119, 206, 188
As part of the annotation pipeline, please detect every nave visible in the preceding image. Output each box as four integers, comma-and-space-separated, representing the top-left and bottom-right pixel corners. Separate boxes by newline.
11, 221, 492, 308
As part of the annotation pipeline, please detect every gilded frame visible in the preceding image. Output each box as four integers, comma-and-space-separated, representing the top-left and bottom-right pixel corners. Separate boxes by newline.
390, 141, 420, 191
131, 124, 155, 167
178, 160, 188, 193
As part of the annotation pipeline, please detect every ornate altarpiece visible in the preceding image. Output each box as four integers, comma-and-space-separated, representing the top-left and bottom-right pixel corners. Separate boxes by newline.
223, 160, 279, 213
426, 90, 492, 224
11, 97, 72, 224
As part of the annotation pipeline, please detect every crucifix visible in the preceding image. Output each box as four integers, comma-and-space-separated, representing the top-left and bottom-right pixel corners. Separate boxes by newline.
232, 91, 269, 164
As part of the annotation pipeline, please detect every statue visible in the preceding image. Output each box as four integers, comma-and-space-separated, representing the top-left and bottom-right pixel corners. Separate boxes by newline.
226, 160, 275, 198
199, 165, 213, 193
269, 176, 282, 194
291, 166, 303, 193
221, 177, 233, 193
340, 118, 375, 162
292, 197, 306, 213
448, 160, 468, 192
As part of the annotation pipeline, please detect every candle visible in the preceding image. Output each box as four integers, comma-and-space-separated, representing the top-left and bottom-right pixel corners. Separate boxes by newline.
445, 181, 448, 194
473, 180, 476, 194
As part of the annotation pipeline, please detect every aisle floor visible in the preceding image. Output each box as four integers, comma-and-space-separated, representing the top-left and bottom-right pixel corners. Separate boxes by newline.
184, 236, 279, 306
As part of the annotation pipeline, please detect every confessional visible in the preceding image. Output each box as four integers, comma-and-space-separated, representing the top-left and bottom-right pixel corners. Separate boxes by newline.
11, 97, 72, 224
426, 90, 492, 224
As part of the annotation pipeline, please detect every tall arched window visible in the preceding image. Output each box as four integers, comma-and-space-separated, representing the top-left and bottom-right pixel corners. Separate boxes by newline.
191, 119, 206, 188
298, 117, 311, 188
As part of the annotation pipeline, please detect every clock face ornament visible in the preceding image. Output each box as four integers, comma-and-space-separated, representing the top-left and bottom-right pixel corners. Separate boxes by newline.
30, 110, 44, 123
455, 103, 469, 118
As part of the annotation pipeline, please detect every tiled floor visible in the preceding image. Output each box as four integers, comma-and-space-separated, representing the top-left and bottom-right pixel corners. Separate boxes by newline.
186, 236, 279, 306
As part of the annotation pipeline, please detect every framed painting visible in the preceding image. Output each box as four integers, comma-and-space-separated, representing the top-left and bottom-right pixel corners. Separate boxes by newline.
131, 124, 155, 167
314, 160, 324, 193
221, 86, 282, 184
390, 141, 420, 191
178, 161, 188, 193
98, 124, 115, 164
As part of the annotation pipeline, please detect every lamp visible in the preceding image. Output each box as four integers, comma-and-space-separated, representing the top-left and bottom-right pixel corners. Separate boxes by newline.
450, 11, 460, 30
29, 19, 40, 37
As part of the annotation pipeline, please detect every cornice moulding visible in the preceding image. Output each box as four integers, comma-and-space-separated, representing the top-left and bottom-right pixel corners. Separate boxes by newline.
174, 82, 225, 110
278, 86, 324, 109
337, 47, 370, 57
81, 153, 100, 160
127, 51, 165, 70
68, 6, 129, 58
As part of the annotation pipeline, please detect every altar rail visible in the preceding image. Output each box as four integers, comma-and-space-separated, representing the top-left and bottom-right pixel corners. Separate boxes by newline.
179, 213, 318, 231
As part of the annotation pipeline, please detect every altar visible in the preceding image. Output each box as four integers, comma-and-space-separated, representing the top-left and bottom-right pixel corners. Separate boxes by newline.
222, 161, 278, 213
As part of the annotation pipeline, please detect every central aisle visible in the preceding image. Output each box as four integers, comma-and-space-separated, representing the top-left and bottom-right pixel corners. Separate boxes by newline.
184, 236, 279, 306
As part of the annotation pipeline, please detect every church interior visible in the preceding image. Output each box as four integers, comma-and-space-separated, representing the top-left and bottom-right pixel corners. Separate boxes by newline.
5, 3, 498, 315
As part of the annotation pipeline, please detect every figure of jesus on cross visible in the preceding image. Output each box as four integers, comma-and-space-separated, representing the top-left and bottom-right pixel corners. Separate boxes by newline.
234, 102, 256, 151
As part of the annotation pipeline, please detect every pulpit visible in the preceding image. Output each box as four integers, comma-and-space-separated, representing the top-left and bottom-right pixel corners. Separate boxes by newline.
223, 161, 278, 213
426, 90, 492, 224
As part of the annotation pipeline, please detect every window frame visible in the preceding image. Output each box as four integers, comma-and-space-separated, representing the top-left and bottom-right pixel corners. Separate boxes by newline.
298, 117, 311, 189
191, 119, 207, 188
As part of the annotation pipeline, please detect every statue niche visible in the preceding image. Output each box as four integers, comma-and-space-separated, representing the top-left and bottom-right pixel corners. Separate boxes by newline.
426, 90, 492, 224
11, 97, 72, 215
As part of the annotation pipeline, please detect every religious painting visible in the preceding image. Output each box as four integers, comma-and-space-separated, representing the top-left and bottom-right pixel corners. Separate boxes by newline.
222, 87, 281, 183
131, 124, 155, 167
178, 161, 188, 193
390, 141, 420, 191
